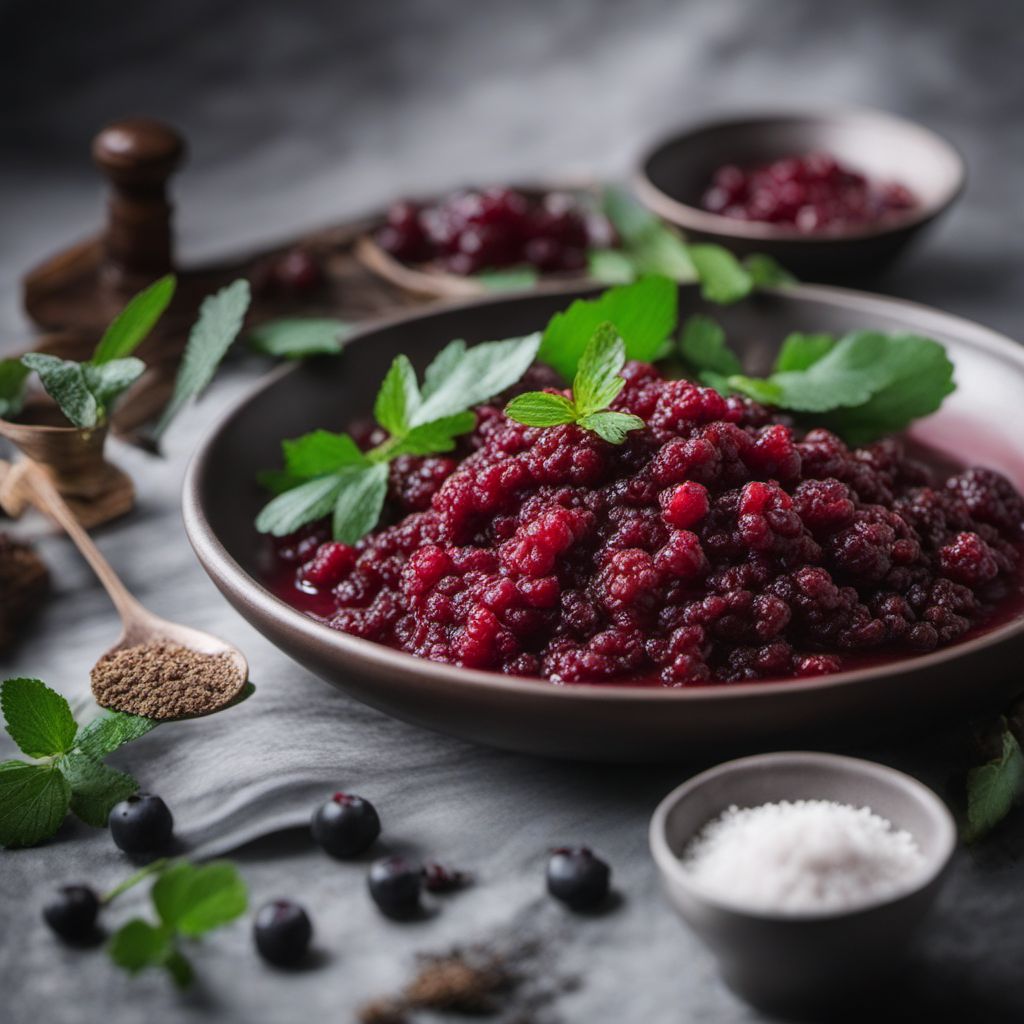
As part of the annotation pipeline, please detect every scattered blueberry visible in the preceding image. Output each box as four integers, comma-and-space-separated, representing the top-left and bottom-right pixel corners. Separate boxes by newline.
368, 856, 423, 919
108, 793, 174, 854
546, 847, 611, 911
253, 899, 313, 967
422, 862, 468, 893
43, 884, 100, 943
311, 793, 381, 858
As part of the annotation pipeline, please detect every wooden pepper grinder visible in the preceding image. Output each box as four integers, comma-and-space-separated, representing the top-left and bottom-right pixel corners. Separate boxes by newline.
92, 118, 187, 294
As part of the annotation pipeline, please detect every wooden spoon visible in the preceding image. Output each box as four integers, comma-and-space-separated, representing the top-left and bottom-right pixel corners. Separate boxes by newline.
11, 459, 248, 717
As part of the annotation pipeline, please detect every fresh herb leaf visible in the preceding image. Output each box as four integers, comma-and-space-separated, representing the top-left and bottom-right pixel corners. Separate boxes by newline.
965, 724, 1024, 842
587, 248, 636, 284
687, 245, 754, 305
600, 187, 697, 283
475, 267, 540, 292
743, 254, 796, 288
82, 358, 146, 409
375, 354, 420, 436
248, 318, 349, 359
507, 325, 645, 444
93, 275, 176, 364
152, 861, 248, 936
283, 430, 367, 477
331, 463, 389, 544
421, 340, 466, 401
0, 761, 71, 848
74, 711, 158, 760
108, 920, 179, 982
539, 277, 677, 378
60, 755, 138, 828
679, 315, 742, 380
0, 359, 30, 419
1, 677, 77, 758
773, 332, 836, 372
20, 354, 98, 429
255, 475, 347, 537
389, 411, 477, 457
154, 279, 251, 438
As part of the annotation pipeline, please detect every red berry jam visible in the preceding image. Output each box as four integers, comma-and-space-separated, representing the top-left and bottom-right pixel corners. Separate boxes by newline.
701, 153, 917, 232
270, 365, 1024, 686
375, 187, 616, 276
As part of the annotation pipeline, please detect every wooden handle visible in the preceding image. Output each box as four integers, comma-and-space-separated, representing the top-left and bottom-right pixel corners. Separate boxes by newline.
92, 118, 186, 290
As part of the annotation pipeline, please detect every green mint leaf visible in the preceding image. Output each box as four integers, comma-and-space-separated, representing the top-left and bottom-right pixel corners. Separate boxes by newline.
248, 318, 349, 359
82, 357, 146, 409
109, 919, 177, 976
163, 950, 195, 989
413, 333, 541, 424
256, 469, 303, 495
687, 244, 754, 305
282, 430, 367, 478
0, 358, 31, 419
375, 354, 421, 437
60, 754, 139, 828
773, 333, 836, 372
152, 860, 248, 936
255, 475, 345, 537
332, 462, 389, 544
539, 277, 677, 379
573, 323, 626, 416
679, 315, 742, 378
154, 279, 251, 438
726, 375, 782, 405
74, 711, 158, 760
698, 370, 736, 397
505, 392, 578, 427
1, 677, 78, 758
601, 185, 658, 245
421, 340, 467, 401
965, 725, 1024, 842
628, 226, 698, 282
820, 334, 955, 446
743, 254, 796, 288
576, 411, 645, 444
587, 248, 636, 284
20, 354, 99, 429
388, 412, 477, 457
93, 275, 176, 364
474, 267, 540, 292
0, 761, 71, 847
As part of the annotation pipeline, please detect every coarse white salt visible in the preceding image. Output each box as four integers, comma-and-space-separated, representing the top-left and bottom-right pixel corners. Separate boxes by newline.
679, 799, 927, 914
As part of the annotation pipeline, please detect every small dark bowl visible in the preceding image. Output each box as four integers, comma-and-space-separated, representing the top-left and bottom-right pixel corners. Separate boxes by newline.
634, 108, 965, 280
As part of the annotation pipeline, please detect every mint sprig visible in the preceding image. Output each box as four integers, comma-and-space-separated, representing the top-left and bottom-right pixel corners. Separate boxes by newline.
964, 720, 1024, 842
680, 318, 955, 445
93, 275, 177, 364
256, 333, 541, 540
0, 677, 252, 848
0, 358, 31, 420
248, 318, 350, 359
108, 859, 248, 988
506, 323, 645, 444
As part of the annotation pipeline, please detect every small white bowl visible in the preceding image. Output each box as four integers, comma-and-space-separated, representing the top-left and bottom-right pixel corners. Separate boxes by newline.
649, 752, 956, 1014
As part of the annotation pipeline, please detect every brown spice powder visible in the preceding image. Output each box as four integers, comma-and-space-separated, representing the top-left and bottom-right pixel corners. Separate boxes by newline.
91, 640, 243, 719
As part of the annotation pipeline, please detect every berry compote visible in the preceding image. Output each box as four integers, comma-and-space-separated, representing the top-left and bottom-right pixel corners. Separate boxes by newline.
375, 187, 616, 276
270, 364, 1024, 686
701, 153, 917, 232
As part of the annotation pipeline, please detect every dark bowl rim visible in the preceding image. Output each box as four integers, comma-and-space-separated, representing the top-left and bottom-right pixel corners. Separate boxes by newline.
182, 280, 1024, 706
633, 106, 967, 243
648, 750, 957, 922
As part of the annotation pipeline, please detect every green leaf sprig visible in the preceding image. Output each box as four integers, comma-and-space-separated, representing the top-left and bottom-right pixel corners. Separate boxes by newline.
255, 333, 541, 541
248, 317, 351, 359
0, 677, 253, 848
679, 316, 956, 445
506, 323, 645, 444
16, 275, 176, 430
963, 716, 1024, 843
108, 859, 248, 988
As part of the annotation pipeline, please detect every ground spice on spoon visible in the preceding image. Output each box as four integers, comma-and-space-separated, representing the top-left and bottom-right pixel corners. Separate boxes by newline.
91, 640, 243, 719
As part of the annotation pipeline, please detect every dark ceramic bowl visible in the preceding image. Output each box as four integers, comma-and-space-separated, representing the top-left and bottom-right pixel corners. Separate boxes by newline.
650, 752, 956, 1014
634, 109, 965, 280
183, 283, 1024, 762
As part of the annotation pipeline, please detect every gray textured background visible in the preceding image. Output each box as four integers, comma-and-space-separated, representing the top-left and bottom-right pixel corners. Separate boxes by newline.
2, 1, 1023, 1022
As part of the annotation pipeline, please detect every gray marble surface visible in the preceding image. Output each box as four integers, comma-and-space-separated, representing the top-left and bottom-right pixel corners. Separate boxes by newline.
2, 2, 1024, 1021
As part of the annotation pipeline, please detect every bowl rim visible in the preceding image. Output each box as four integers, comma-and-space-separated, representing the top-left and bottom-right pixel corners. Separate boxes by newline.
182, 279, 1024, 707
648, 750, 957, 922
633, 105, 967, 243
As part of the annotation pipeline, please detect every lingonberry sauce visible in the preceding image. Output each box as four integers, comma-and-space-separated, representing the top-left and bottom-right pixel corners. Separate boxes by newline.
376, 187, 616, 275
268, 363, 1024, 686
701, 153, 917, 232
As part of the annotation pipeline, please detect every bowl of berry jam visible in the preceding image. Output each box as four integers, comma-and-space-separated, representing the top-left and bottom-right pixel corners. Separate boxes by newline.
355, 184, 618, 298
634, 109, 964, 280
184, 283, 1024, 762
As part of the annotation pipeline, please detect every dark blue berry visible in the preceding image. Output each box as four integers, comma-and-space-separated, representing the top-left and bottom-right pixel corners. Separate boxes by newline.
253, 900, 313, 967
368, 856, 423, 919
546, 847, 611, 910
311, 793, 381, 858
43, 885, 100, 943
108, 793, 174, 854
